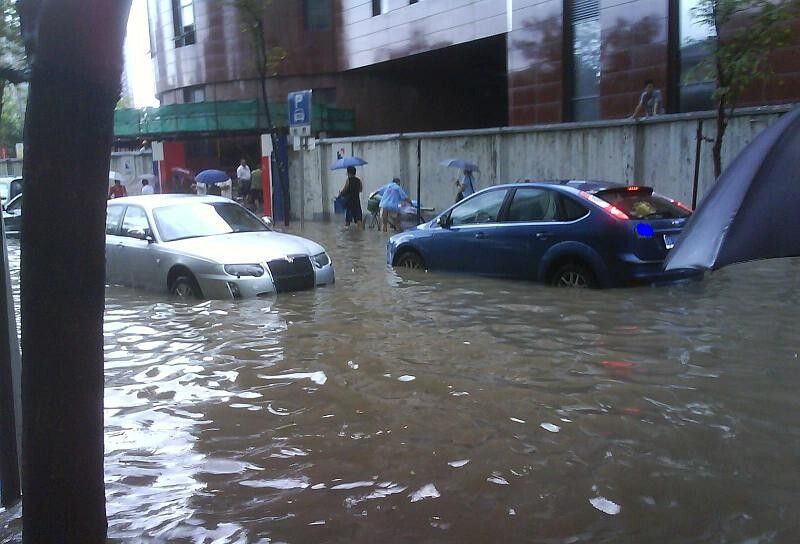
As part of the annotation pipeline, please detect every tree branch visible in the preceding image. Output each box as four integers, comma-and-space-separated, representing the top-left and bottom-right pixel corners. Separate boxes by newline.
0, 65, 29, 84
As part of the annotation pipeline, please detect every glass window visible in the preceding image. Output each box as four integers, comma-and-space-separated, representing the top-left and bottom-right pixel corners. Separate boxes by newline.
172, 0, 195, 47
449, 190, 508, 226
569, 0, 601, 121
679, 0, 715, 111
153, 202, 268, 242
506, 188, 559, 222
120, 206, 151, 238
106, 205, 125, 235
5, 195, 22, 212
372, 0, 389, 16
597, 191, 691, 219
560, 195, 589, 220
305, 0, 332, 30
182, 85, 205, 103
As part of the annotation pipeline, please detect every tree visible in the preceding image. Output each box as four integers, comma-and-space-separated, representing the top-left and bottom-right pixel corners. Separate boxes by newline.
0, 83, 24, 150
229, 0, 290, 224
690, 0, 798, 178
0, 0, 26, 153
18, 0, 131, 541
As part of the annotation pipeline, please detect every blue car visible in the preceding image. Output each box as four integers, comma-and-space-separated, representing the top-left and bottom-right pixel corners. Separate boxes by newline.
387, 181, 701, 288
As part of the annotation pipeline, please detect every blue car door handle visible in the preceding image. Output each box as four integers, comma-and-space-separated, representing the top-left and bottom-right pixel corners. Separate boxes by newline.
474, 232, 486, 239
535, 232, 552, 240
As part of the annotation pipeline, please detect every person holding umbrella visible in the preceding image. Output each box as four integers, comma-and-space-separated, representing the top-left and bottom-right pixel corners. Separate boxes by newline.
338, 165, 365, 229
457, 169, 476, 201
441, 159, 479, 202
195, 169, 233, 199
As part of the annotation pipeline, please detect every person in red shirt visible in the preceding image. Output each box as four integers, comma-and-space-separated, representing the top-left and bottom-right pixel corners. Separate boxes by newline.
108, 179, 127, 199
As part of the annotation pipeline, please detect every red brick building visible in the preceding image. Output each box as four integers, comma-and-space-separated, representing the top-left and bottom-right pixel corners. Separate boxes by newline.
147, 0, 799, 134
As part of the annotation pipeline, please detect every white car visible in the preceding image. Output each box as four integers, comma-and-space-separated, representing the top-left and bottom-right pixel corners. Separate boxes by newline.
0, 176, 22, 205
106, 195, 334, 299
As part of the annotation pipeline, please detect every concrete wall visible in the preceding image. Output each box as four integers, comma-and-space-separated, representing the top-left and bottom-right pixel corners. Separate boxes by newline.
109, 152, 157, 196
0, 152, 157, 195
287, 106, 792, 221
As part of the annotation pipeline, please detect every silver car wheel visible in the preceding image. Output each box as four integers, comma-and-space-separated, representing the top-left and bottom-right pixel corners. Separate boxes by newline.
551, 263, 596, 288
396, 251, 425, 270
171, 276, 199, 299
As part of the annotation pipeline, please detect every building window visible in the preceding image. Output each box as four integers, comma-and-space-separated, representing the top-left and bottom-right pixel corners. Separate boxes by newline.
305, 0, 332, 30
567, 0, 601, 121
183, 85, 205, 103
313, 87, 337, 106
372, 0, 389, 16
147, 0, 158, 57
678, 0, 715, 111
172, 0, 196, 47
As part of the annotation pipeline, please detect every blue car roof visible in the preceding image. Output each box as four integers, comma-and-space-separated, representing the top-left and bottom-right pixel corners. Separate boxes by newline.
493, 180, 629, 193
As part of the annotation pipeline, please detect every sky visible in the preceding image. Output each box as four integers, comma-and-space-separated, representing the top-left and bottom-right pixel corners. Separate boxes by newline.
124, 0, 158, 107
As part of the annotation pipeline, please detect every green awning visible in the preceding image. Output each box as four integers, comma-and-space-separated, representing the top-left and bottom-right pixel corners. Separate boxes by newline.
114, 99, 355, 138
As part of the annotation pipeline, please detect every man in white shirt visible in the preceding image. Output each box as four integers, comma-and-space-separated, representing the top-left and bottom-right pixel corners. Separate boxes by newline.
236, 158, 251, 199
141, 178, 155, 195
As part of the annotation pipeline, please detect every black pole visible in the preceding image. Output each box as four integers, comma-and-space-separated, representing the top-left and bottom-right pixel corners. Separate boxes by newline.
0, 213, 21, 507
416, 139, 421, 222
255, 20, 290, 226
692, 119, 703, 209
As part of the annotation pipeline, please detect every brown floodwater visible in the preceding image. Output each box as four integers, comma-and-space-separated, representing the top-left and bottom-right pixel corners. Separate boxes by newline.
1, 222, 800, 543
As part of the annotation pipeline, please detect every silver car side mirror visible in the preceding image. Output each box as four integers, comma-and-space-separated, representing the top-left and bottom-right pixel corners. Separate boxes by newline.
262, 216, 274, 228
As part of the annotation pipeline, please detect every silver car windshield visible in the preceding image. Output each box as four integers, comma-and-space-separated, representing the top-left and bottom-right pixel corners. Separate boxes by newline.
153, 202, 269, 242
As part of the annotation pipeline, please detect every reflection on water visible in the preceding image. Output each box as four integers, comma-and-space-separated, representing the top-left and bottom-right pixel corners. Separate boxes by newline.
2, 224, 800, 543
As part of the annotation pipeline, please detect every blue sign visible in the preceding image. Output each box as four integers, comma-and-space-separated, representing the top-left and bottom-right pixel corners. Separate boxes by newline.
288, 90, 312, 128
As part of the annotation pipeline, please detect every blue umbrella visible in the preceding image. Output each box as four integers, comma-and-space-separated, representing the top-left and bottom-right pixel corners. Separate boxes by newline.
330, 156, 368, 171
195, 169, 230, 185
440, 158, 480, 172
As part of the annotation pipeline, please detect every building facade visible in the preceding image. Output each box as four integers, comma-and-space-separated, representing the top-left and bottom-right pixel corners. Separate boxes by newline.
147, 0, 799, 134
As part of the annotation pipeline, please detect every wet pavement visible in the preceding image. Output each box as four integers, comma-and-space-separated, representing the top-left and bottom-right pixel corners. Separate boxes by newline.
2, 222, 800, 543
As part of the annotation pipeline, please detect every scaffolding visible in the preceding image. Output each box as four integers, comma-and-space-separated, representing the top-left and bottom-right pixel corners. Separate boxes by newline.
114, 99, 355, 139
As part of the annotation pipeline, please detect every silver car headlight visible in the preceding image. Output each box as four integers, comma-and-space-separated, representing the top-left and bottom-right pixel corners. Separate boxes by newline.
310, 252, 330, 269
224, 264, 264, 278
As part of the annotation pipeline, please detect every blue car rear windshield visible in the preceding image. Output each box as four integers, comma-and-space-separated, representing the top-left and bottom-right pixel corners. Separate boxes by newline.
154, 202, 269, 242
598, 192, 690, 220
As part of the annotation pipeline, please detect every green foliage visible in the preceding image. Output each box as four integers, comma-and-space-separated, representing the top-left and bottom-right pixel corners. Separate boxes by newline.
0, 0, 23, 65
690, 0, 798, 107
687, 0, 798, 177
0, 82, 24, 152
227, 0, 288, 76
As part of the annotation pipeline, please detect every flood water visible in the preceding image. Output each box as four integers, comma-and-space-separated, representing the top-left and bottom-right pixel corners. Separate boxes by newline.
2, 222, 800, 543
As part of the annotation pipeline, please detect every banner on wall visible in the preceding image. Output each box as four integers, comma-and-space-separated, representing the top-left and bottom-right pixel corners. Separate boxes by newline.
332, 142, 353, 165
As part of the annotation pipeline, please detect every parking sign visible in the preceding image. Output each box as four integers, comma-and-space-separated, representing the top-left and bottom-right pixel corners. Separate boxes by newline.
288, 90, 312, 136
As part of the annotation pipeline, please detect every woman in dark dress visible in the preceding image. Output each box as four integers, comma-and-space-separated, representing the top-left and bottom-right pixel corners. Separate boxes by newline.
338, 166, 364, 228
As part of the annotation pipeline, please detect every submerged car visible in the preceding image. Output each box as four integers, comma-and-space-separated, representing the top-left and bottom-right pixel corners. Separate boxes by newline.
106, 195, 334, 298
2, 192, 22, 235
0, 176, 22, 206
387, 180, 700, 288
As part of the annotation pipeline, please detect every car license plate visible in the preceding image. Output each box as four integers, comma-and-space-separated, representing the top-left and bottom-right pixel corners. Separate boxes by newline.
664, 234, 677, 250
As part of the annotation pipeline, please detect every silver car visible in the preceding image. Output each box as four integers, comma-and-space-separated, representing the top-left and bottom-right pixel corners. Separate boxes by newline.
106, 195, 334, 299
